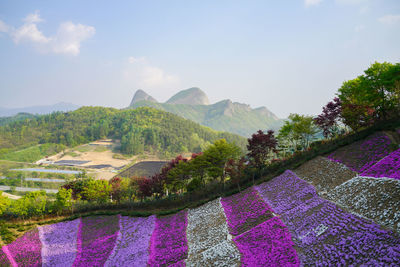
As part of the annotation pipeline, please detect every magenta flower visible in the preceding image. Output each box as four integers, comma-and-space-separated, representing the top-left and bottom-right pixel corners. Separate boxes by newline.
148, 210, 188, 266
361, 148, 400, 179
221, 187, 274, 236
234, 217, 300, 266
73, 215, 120, 267
4, 228, 42, 267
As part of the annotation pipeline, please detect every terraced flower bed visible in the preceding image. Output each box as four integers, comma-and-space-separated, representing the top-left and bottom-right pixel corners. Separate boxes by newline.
255, 170, 318, 214
256, 171, 400, 265
73, 215, 120, 266
148, 210, 188, 266
233, 217, 300, 266
327, 132, 392, 172
327, 176, 400, 232
105, 215, 155, 266
2, 228, 42, 266
361, 148, 400, 179
39, 219, 80, 267
185, 198, 240, 266
294, 156, 357, 195
221, 187, 274, 236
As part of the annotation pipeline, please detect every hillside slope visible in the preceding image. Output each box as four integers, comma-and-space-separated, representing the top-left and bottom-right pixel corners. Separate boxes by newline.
129, 88, 283, 136
0, 106, 247, 158
2, 131, 400, 266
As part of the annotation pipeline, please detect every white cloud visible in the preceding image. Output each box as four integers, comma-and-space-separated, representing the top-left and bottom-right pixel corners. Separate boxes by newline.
123, 57, 180, 89
378, 14, 400, 25
305, 0, 323, 7
51, 22, 95, 55
3, 11, 95, 55
0, 20, 9, 33
335, 0, 367, 5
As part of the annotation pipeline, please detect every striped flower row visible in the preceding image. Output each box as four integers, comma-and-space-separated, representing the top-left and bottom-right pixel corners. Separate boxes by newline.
256, 170, 400, 265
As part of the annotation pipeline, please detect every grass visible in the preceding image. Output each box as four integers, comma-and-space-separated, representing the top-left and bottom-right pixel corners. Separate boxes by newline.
94, 146, 108, 152
0, 144, 64, 163
75, 145, 93, 153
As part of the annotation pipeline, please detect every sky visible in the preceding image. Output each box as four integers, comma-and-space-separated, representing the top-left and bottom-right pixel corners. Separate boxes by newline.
0, 0, 399, 118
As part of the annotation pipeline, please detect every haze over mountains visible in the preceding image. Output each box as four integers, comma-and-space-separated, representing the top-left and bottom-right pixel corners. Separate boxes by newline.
129, 87, 283, 137
0, 102, 80, 117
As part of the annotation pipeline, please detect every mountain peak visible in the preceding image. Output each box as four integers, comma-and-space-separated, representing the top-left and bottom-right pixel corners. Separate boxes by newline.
130, 90, 158, 106
166, 87, 210, 105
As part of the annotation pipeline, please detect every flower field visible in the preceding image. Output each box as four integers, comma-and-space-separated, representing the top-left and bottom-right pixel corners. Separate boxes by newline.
327, 176, 400, 232
221, 187, 274, 235
105, 215, 155, 267
39, 219, 80, 267
148, 210, 188, 266
294, 156, 357, 195
361, 148, 400, 179
256, 170, 400, 265
185, 198, 240, 266
233, 217, 300, 266
73, 215, 120, 266
1, 140, 400, 266
327, 132, 393, 172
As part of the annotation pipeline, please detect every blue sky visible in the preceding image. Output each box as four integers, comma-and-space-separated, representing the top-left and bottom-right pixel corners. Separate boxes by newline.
0, 0, 399, 118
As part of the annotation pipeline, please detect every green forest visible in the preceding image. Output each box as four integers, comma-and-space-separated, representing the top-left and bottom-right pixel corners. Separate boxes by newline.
0, 106, 247, 161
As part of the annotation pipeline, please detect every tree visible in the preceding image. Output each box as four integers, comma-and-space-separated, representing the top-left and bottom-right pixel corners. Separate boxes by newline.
54, 188, 73, 215
202, 139, 241, 184
137, 177, 153, 200
247, 130, 277, 170
109, 177, 123, 203
81, 179, 111, 203
314, 97, 342, 138
0, 192, 10, 215
338, 62, 400, 130
225, 157, 246, 191
278, 114, 318, 151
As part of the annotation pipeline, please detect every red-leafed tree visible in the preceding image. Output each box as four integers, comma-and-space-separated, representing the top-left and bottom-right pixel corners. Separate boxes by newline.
109, 177, 122, 203
247, 130, 278, 171
137, 177, 153, 200
225, 157, 247, 192
314, 97, 342, 138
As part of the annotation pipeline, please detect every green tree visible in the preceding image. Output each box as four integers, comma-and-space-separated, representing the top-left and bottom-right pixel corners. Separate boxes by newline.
278, 114, 318, 151
0, 192, 10, 215
82, 179, 111, 203
202, 139, 241, 184
54, 188, 73, 215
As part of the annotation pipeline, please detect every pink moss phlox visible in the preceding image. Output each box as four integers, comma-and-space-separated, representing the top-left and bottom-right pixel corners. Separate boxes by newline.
221, 187, 273, 236
39, 218, 80, 267
148, 210, 188, 266
234, 217, 300, 266
105, 215, 156, 266
6, 228, 42, 267
73, 215, 120, 267
361, 148, 400, 180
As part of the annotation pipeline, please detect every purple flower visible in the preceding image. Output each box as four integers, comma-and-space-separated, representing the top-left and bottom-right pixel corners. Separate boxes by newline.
73, 215, 120, 267
148, 210, 188, 266
221, 187, 274, 236
39, 218, 80, 267
361, 148, 400, 180
4, 228, 42, 267
234, 217, 300, 266
327, 133, 392, 173
105, 215, 156, 267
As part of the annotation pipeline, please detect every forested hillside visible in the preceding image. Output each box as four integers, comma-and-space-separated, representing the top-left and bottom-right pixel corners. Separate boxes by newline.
0, 106, 246, 157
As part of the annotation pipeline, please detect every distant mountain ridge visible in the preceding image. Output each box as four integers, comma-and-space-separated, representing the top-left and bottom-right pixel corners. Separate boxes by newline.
128, 88, 283, 137
0, 102, 80, 117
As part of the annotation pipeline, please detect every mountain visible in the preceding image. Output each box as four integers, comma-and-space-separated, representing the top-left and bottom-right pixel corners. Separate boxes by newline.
129, 89, 158, 106
0, 106, 247, 156
129, 88, 283, 137
166, 87, 210, 105
0, 112, 37, 126
0, 102, 80, 117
